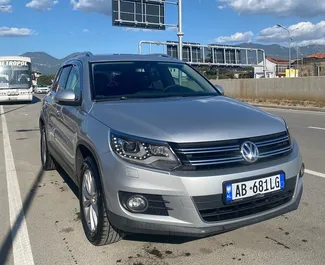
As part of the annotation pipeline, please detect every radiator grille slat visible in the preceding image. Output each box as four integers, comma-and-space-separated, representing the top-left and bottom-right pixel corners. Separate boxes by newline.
171, 131, 292, 170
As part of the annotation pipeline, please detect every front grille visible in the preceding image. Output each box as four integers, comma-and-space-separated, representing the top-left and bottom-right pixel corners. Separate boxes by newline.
171, 131, 292, 170
193, 177, 296, 222
119, 191, 171, 216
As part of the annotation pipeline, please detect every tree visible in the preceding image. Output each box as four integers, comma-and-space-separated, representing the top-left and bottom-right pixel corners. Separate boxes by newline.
37, 75, 55, 86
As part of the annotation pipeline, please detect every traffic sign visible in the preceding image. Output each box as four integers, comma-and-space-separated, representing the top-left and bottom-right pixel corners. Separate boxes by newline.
112, 0, 166, 30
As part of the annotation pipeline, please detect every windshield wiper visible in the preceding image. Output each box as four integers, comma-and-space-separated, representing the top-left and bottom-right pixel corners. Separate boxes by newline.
94, 96, 129, 102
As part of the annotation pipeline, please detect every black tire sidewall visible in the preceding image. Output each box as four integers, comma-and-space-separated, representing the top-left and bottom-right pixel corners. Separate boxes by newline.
79, 157, 106, 245
40, 126, 48, 168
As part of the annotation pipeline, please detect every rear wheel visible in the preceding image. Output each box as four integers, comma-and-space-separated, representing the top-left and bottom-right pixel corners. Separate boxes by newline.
40, 125, 56, 170
79, 156, 124, 246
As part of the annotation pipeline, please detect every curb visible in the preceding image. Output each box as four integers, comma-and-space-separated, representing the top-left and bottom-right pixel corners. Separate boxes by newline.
250, 104, 325, 112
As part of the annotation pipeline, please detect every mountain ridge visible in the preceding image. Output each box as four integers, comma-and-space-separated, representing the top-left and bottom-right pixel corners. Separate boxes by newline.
20, 43, 325, 74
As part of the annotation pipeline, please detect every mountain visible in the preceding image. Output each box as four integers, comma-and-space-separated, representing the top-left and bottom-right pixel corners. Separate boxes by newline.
20, 51, 91, 75
21, 44, 325, 75
238, 43, 325, 59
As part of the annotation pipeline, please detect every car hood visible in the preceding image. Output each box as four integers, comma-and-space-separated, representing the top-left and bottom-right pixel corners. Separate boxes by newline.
89, 96, 286, 143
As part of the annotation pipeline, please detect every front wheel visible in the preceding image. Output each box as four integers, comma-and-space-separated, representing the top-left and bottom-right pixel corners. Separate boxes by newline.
79, 156, 124, 246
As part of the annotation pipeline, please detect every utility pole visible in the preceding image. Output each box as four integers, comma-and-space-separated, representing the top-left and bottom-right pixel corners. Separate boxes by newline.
296, 45, 299, 77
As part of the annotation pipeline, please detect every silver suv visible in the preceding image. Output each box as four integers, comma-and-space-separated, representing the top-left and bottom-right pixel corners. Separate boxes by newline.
39, 53, 304, 246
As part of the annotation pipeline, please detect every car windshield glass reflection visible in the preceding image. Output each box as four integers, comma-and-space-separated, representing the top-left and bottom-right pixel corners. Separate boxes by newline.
91, 61, 220, 100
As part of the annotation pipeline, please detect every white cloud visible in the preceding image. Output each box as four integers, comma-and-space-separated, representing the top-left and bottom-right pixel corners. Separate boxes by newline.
0, 5, 12, 12
0, 0, 11, 12
215, 31, 253, 43
0, 27, 37, 37
26, 0, 58, 11
256, 21, 325, 46
217, 0, 325, 17
83, 28, 89, 33
217, 5, 225, 10
70, 0, 112, 16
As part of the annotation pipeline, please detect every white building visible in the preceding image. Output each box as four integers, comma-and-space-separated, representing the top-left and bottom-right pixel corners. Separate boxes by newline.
254, 57, 289, 78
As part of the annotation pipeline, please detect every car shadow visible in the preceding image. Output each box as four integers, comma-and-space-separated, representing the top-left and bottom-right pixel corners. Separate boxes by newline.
123, 233, 197, 244
54, 164, 203, 245
55, 165, 79, 198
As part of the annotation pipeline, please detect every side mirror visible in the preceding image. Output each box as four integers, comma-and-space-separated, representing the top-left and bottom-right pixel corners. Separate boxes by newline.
215, 85, 225, 95
54, 89, 79, 105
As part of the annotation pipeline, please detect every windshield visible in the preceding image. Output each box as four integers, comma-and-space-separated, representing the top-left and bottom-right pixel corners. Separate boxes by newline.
0, 60, 32, 89
90, 61, 220, 100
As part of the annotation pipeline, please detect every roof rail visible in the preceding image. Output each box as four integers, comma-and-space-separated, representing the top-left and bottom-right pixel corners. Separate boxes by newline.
78, 51, 93, 57
144, 53, 175, 58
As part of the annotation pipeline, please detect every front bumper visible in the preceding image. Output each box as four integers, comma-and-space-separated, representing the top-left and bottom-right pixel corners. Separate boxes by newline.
0, 93, 33, 102
108, 185, 302, 237
99, 139, 303, 237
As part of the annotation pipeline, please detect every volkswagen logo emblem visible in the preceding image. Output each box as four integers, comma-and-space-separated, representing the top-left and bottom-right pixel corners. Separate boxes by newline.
241, 141, 259, 163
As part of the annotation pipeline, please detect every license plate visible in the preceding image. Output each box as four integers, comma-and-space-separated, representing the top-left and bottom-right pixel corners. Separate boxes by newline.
7, 90, 19, 96
225, 173, 285, 202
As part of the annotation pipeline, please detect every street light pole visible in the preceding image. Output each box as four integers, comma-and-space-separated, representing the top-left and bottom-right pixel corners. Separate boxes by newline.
277, 24, 291, 77
177, 0, 184, 61
296, 45, 299, 77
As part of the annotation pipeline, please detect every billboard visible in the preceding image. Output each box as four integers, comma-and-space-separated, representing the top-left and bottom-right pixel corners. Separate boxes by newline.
112, 0, 166, 30
166, 41, 201, 62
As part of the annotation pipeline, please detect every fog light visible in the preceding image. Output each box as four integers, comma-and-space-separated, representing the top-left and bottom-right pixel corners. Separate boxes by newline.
126, 195, 148, 213
300, 163, 305, 178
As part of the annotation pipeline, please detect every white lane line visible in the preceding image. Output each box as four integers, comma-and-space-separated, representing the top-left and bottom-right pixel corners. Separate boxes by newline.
308, 126, 325, 131
305, 169, 325, 179
0, 105, 35, 265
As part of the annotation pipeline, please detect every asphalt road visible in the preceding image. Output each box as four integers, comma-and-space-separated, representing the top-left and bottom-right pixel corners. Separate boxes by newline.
1, 95, 325, 265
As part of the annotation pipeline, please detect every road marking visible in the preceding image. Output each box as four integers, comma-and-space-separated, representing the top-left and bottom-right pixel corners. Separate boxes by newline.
308, 126, 325, 131
305, 169, 325, 179
0, 106, 35, 265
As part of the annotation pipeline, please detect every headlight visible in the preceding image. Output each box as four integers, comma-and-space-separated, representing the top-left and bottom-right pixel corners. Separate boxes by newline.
110, 131, 180, 171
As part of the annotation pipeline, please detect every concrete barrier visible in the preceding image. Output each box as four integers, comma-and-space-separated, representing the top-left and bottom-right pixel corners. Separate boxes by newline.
210, 77, 325, 101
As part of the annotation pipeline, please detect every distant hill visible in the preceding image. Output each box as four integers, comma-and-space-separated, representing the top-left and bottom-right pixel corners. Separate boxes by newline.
238, 43, 325, 59
21, 44, 325, 75
20, 51, 91, 75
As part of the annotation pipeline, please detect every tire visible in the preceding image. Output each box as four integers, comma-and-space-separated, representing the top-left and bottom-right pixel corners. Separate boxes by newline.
40, 125, 56, 170
79, 156, 124, 246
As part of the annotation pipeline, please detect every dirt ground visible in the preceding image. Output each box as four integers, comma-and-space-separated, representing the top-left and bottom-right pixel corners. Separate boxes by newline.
238, 98, 325, 110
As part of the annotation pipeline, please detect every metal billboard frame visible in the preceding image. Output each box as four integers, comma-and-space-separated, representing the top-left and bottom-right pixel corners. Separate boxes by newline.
112, 0, 184, 60
138, 40, 267, 70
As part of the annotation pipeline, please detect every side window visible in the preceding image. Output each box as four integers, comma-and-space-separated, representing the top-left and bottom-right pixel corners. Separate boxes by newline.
51, 68, 62, 92
56, 66, 72, 92
65, 65, 81, 97
168, 67, 202, 92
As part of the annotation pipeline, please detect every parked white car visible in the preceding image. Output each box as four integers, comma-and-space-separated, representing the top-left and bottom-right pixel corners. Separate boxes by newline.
34, 86, 50, 94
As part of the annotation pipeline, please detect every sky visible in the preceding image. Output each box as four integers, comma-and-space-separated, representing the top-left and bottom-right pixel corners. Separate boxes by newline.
1, 0, 325, 58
